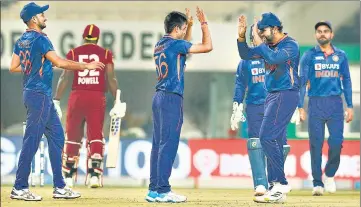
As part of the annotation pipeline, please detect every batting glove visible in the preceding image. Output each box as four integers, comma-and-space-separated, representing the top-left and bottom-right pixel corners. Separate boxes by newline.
230, 102, 246, 131
109, 101, 126, 118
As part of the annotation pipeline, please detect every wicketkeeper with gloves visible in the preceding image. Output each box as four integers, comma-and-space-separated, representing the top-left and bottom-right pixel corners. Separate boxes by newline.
53, 24, 126, 189
231, 23, 290, 197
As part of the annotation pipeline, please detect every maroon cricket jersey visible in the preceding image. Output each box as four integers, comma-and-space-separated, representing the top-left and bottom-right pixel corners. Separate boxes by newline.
66, 43, 113, 92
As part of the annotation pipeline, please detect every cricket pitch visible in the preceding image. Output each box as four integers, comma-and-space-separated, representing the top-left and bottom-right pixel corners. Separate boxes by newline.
1, 185, 359, 207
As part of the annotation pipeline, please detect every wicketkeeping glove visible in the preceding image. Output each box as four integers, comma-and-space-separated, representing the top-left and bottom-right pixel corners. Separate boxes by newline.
230, 102, 246, 131
290, 107, 301, 125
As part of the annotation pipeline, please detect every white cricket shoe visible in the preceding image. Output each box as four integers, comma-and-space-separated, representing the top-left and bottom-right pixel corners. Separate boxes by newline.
254, 185, 267, 196
10, 188, 42, 201
312, 186, 324, 196
253, 191, 286, 203
279, 183, 292, 194
89, 176, 101, 188
269, 182, 292, 194
254, 183, 288, 203
53, 186, 81, 199
155, 191, 187, 203
65, 177, 74, 188
325, 176, 336, 193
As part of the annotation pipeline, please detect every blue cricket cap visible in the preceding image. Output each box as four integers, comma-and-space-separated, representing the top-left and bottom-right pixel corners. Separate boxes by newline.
257, 12, 282, 30
20, 2, 49, 23
315, 21, 332, 31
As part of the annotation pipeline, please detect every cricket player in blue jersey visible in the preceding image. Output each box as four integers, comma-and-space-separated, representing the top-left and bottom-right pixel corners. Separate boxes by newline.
9, 2, 104, 201
237, 13, 299, 203
295, 21, 354, 196
231, 25, 290, 197
145, 7, 213, 203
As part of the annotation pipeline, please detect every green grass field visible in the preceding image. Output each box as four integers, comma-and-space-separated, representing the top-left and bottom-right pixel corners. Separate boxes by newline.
1, 185, 359, 207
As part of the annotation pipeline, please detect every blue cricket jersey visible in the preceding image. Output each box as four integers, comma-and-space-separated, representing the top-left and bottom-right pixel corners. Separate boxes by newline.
298, 45, 353, 108
13, 29, 55, 97
233, 59, 267, 105
154, 35, 192, 96
237, 35, 300, 93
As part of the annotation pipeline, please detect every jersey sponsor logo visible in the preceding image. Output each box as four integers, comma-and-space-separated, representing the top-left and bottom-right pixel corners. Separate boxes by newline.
251, 68, 265, 76
251, 68, 258, 75
314, 63, 339, 70
315, 56, 324, 60
315, 70, 339, 78
251, 60, 261, 65
252, 75, 265, 83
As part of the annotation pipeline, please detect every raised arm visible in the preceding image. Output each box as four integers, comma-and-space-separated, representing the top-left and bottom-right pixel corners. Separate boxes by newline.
236, 15, 262, 60
188, 6, 213, 54
184, 8, 193, 41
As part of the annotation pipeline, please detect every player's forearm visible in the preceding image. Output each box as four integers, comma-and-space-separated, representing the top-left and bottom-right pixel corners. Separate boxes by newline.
200, 23, 213, 52
256, 44, 290, 64
58, 59, 88, 71
237, 41, 260, 60
298, 86, 306, 108
342, 78, 353, 108
54, 76, 70, 100
233, 86, 245, 104
51, 57, 87, 71
184, 24, 193, 41
108, 78, 119, 99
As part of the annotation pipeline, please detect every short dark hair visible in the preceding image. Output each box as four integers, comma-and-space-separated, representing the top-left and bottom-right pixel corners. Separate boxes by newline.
164, 11, 188, 34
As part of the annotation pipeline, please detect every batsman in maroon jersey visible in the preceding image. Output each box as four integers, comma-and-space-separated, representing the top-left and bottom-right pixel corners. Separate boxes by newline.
54, 24, 126, 188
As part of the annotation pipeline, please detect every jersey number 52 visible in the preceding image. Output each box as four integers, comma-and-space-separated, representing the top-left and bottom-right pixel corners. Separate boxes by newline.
78, 54, 100, 77
155, 53, 168, 80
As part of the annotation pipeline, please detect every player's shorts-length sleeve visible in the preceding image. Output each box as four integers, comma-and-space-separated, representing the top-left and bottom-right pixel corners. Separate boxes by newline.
66, 49, 75, 61
173, 40, 193, 55
38, 36, 55, 55
13, 40, 20, 56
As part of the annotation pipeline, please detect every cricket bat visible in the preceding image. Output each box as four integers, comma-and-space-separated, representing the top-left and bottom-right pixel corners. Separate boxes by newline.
106, 89, 122, 168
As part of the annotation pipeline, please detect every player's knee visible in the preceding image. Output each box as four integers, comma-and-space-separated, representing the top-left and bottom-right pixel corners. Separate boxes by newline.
64, 140, 82, 156
88, 139, 105, 155
283, 145, 291, 159
328, 138, 343, 149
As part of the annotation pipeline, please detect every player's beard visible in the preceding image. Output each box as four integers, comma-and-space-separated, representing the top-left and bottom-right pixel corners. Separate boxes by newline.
264, 30, 275, 44
317, 37, 331, 45
38, 22, 46, 30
